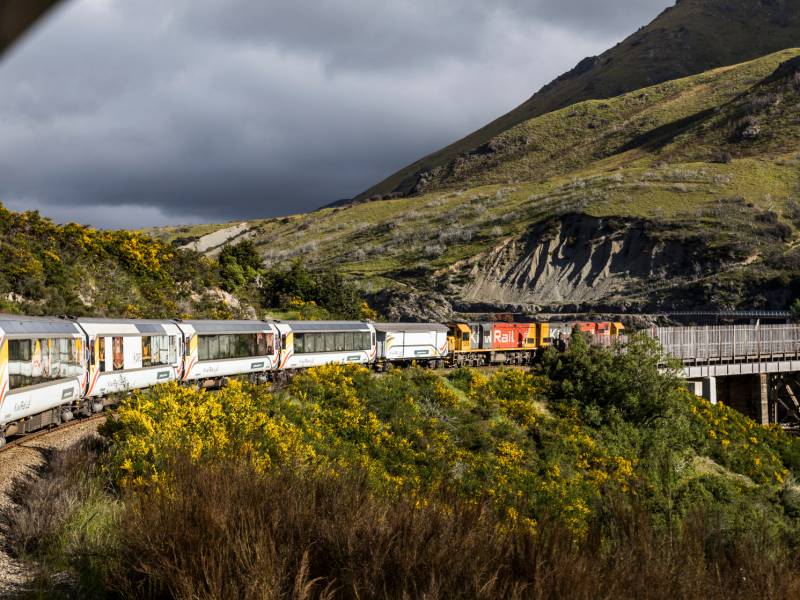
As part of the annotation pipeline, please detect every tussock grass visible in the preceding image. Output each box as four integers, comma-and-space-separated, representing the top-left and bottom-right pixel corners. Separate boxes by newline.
0, 436, 119, 599
106, 457, 800, 600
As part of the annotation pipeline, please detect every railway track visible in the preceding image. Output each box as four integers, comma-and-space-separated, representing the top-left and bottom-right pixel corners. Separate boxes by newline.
0, 413, 107, 455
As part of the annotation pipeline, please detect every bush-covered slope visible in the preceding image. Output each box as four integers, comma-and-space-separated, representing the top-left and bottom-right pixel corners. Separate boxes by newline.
358, 0, 800, 200
0, 204, 246, 318
157, 50, 800, 316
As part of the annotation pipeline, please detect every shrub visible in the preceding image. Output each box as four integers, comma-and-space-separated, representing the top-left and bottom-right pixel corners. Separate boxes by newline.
218, 239, 263, 292
261, 261, 373, 319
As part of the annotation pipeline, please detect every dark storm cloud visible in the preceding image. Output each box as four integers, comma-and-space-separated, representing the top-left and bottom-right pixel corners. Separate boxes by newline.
0, 0, 670, 228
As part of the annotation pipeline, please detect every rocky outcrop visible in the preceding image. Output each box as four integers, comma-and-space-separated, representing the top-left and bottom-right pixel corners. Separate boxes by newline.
179, 223, 251, 256
366, 288, 454, 322
443, 215, 726, 310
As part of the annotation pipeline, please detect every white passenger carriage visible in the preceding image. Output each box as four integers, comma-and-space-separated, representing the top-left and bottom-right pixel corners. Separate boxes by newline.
275, 321, 376, 370
179, 320, 280, 386
374, 323, 449, 369
0, 314, 87, 443
77, 318, 183, 402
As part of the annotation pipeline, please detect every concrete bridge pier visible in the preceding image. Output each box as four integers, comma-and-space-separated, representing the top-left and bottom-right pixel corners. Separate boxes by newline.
701, 377, 717, 405
716, 374, 771, 425
689, 374, 772, 423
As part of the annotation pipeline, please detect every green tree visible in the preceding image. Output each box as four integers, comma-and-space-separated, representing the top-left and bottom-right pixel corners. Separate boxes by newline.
262, 261, 368, 320
218, 240, 264, 292
536, 331, 682, 426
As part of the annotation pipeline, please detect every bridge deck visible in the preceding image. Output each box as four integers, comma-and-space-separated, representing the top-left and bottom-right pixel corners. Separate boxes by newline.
647, 325, 800, 377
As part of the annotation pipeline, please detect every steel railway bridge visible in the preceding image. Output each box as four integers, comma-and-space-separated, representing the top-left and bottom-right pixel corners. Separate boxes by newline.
648, 324, 800, 425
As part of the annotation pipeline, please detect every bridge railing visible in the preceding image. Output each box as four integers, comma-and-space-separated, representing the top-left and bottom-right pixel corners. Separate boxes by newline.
651, 325, 800, 364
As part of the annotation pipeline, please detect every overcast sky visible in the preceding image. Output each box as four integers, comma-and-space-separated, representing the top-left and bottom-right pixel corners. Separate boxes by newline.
0, 0, 671, 229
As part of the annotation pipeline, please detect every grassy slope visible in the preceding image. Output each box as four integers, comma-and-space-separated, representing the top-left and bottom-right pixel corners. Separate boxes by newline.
153, 50, 800, 310
357, 0, 800, 200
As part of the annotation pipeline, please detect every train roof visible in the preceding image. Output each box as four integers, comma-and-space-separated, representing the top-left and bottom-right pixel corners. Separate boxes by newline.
373, 323, 449, 333
282, 321, 372, 333
74, 317, 177, 334
180, 320, 274, 334
0, 314, 83, 336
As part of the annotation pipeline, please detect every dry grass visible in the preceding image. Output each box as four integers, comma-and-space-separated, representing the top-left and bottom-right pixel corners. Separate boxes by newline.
107, 457, 800, 600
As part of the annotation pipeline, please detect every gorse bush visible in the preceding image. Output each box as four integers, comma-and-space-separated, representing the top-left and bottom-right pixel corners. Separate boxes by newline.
100, 364, 637, 532
0, 204, 242, 318
99, 381, 314, 487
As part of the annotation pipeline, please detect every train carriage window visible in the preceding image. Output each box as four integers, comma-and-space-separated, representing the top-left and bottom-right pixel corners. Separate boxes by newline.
142, 336, 153, 366
163, 336, 172, 362
234, 334, 252, 357
58, 338, 70, 378
335, 333, 345, 352
8, 337, 81, 390
324, 333, 335, 352
220, 335, 233, 359
362, 332, 371, 350
198, 333, 273, 361
9, 339, 31, 362
99, 337, 106, 372
257, 333, 269, 356
47, 339, 60, 378
344, 332, 354, 351
294, 333, 305, 354
142, 335, 174, 367
208, 336, 220, 361
198, 336, 209, 361
112, 337, 124, 371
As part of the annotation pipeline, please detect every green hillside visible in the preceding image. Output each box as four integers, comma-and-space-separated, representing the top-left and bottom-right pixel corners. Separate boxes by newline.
157, 49, 800, 318
358, 0, 800, 201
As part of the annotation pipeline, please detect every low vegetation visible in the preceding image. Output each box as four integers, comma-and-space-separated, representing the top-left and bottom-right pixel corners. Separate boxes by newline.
6, 334, 800, 598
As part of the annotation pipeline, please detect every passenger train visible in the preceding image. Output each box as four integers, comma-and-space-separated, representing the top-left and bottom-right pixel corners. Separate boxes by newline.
0, 314, 624, 445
